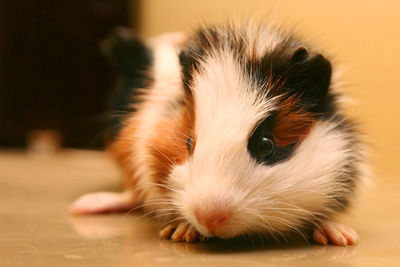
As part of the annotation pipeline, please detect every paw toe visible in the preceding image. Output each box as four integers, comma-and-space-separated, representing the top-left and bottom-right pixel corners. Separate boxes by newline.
171, 223, 189, 242
184, 225, 199, 243
160, 223, 202, 243
159, 223, 178, 239
313, 222, 358, 246
313, 228, 328, 245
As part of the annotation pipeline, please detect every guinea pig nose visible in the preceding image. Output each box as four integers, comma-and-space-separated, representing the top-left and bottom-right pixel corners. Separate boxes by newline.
194, 207, 231, 233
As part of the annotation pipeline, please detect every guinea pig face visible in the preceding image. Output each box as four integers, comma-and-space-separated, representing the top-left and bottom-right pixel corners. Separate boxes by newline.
167, 27, 353, 239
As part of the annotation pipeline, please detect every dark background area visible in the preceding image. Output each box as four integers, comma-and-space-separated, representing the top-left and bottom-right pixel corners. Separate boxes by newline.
0, 0, 135, 148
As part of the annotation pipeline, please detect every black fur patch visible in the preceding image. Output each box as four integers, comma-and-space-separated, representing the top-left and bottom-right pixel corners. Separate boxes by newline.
179, 27, 245, 91
102, 27, 153, 139
245, 40, 333, 115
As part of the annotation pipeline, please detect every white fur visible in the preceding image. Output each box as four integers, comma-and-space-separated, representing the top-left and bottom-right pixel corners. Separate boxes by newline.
242, 21, 284, 57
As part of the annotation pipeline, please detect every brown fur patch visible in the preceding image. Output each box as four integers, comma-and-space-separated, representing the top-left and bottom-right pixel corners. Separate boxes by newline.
273, 95, 315, 147
108, 120, 139, 189
147, 95, 195, 184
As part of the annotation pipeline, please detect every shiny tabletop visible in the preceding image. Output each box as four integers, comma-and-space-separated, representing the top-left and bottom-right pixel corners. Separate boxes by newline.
0, 150, 399, 267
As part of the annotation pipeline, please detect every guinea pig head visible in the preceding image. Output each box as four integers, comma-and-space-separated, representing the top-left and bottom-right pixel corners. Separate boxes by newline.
167, 28, 353, 239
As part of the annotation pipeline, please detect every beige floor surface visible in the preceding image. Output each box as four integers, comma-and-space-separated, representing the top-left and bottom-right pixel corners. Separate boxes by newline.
0, 150, 399, 267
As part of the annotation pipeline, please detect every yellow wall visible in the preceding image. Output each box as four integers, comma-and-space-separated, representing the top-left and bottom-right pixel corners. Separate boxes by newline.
134, 0, 400, 177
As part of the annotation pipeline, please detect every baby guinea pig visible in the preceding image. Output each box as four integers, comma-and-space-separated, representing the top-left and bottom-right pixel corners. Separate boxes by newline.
71, 22, 366, 246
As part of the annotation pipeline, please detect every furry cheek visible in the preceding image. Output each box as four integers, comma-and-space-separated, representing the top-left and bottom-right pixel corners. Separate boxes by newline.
146, 97, 195, 186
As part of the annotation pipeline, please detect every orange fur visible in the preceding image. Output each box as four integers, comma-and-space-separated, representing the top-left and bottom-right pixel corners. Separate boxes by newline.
273, 95, 315, 147
108, 120, 139, 189
147, 96, 195, 185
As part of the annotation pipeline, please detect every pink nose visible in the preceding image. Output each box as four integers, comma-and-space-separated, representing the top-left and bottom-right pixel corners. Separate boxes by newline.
194, 207, 231, 233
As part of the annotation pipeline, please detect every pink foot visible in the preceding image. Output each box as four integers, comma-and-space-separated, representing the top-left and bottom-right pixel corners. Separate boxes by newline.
159, 222, 204, 243
313, 221, 359, 246
70, 191, 137, 214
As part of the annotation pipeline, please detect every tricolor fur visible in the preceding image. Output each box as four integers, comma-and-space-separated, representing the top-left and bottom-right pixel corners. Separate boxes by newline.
75, 23, 365, 244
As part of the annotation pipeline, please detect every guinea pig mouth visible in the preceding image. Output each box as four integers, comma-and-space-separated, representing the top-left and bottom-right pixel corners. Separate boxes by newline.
205, 229, 227, 238
198, 225, 243, 239
195, 225, 234, 239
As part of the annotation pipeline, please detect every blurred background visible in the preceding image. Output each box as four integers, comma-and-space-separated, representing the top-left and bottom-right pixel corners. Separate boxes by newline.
1, 0, 399, 178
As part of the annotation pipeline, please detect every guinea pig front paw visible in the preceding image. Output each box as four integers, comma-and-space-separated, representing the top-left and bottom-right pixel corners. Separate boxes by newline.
159, 222, 205, 243
313, 221, 359, 246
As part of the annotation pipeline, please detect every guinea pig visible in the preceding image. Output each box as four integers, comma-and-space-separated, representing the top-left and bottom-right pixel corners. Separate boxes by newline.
71, 22, 366, 246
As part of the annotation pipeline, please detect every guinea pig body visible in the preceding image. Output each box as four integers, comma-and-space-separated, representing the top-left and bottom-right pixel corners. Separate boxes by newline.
71, 23, 365, 245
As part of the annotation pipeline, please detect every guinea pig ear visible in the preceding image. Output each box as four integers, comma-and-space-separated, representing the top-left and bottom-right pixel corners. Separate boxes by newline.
100, 27, 152, 76
286, 46, 332, 112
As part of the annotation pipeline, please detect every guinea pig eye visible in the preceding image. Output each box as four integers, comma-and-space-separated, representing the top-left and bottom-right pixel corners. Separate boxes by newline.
248, 117, 280, 164
186, 136, 192, 152
257, 137, 275, 159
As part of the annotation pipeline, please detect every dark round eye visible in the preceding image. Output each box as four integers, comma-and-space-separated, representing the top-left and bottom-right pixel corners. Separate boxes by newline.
257, 137, 275, 159
186, 136, 192, 152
